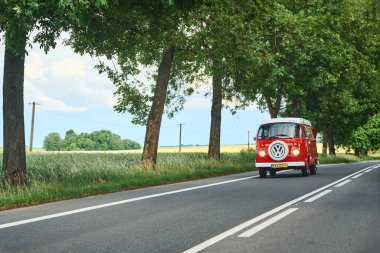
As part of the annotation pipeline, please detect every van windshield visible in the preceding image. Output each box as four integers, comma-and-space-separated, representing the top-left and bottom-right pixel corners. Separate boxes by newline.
257, 123, 301, 140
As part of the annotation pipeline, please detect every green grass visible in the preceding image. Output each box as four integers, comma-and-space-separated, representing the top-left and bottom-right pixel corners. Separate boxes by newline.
0, 150, 255, 210
319, 153, 378, 164
0, 151, 377, 210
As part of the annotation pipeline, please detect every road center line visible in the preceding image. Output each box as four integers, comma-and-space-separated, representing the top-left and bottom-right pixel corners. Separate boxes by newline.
182, 165, 375, 253
238, 208, 298, 238
334, 180, 351, 187
352, 173, 364, 179
304, 190, 332, 203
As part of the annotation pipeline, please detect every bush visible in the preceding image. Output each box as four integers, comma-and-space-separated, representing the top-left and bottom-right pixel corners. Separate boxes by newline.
43, 133, 63, 151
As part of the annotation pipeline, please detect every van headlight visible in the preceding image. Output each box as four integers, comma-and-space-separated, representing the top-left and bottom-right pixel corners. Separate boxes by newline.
292, 148, 300, 156
259, 150, 266, 157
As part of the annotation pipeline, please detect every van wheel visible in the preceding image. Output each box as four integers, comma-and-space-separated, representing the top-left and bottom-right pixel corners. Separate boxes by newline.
310, 164, 317, 175
301, 167, 310, 177
269, 169, 276, 177
259, 169, 267, 178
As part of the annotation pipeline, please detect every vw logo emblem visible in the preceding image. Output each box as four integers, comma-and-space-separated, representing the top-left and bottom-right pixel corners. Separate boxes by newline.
268, 140, 289, 161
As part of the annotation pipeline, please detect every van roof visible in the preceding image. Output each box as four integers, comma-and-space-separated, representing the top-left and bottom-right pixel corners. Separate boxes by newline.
260, 117, 312, 126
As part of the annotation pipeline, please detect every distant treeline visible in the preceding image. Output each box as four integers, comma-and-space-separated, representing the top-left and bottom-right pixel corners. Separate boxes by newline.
43, 130, 141, 151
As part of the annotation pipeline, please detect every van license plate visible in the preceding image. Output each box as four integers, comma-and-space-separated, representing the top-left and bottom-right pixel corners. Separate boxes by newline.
272, 164, 288, 168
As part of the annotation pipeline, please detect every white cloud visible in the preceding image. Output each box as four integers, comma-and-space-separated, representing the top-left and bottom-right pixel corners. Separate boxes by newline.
50, 57, 86, 77
184, 95, 211, 109
37, 94, 88, 112
21, 41, 117, 110
74, 80, 117, 108
25, 81, 88, 112
25, 52, 46, 80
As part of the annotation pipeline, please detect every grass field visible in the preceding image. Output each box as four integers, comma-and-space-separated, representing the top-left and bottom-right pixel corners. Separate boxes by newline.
0, 151, 256, 210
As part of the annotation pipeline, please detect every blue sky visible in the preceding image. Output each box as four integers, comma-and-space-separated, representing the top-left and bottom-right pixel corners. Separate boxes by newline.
0, 39, 270, 148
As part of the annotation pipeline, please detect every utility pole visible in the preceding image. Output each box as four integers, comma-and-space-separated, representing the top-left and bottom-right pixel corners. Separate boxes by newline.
178, 123, 184, 152
248, 130, 250, 150
29, 102, 40, 152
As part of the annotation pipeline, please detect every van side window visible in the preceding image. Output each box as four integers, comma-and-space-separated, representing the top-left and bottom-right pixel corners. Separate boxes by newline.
305, 127, 314, 140
258, 127, 269, 139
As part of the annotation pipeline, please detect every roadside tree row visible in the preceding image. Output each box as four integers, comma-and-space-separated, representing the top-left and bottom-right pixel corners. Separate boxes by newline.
1, 0, 379, 186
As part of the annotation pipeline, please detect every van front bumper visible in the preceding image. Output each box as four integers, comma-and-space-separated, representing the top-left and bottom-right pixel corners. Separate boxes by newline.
255, 162, 305, 168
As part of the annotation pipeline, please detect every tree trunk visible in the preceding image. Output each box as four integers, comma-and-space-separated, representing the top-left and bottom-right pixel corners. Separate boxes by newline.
208, 72, 222, 161
141, 46, 175, 167
354, 149, 360, 156
2, 33, 27, 186
265, 95, 281, 118
322, 127, 328, 156
290, 97, 300, 116
327, 128, 336, 156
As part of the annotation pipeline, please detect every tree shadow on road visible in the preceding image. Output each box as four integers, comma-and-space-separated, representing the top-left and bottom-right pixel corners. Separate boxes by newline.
253, 173, 307, 179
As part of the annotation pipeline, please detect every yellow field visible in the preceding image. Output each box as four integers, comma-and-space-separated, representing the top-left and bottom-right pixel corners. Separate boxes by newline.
108, 143, 347, 154
158, 143, 348, 154
157, 145, 249, 153
4, 143, 348, 154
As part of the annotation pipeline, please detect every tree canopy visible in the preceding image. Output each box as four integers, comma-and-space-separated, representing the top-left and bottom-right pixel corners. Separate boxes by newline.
351, 113, 380, 154
232, 0, 379, 154
43, 130, 141, 151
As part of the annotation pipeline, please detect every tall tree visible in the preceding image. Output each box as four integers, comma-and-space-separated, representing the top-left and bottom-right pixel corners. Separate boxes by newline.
1, 1, 107, 185
68, 0, 200, 167
234, 0, 379, 155
280, 0, 380, 153
187, 0, 266, 160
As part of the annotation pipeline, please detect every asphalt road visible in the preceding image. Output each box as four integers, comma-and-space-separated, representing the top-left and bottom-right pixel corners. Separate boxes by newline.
0, 161, 379, 253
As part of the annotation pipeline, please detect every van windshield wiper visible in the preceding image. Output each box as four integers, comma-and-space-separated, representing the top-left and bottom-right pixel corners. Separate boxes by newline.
269, 134, 293, 139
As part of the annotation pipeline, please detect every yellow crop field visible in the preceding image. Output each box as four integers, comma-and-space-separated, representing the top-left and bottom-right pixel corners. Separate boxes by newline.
157, 145, 249, 153
16, 143, 348, 154
154, 143, 348, 154
68, 145, 251, 154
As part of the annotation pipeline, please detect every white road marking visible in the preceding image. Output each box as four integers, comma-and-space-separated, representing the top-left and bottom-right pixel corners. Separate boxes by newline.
0, 170, 296, 230
238, 208, 298, 238
364, 169, 373, 173
304, 190, 332, 203
352, 173, 364, 179
0, 174, 260, 229
182, 165, 375, 253
334, 180, 351, 187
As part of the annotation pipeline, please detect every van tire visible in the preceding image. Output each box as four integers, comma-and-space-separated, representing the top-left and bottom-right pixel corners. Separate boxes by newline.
310, 164, 317, 175
259, 169, 267, 178
269, 169, 276, 177
301, 167, 309, 177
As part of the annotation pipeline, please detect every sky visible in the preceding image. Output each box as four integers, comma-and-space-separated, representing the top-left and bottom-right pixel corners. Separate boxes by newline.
0, 38, 270, 148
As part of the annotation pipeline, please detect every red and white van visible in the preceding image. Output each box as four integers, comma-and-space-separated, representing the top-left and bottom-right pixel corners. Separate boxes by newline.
255, 118, 318, 178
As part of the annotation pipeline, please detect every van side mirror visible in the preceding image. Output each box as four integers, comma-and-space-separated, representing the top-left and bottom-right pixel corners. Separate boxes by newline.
253, 137, 257, 141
